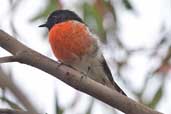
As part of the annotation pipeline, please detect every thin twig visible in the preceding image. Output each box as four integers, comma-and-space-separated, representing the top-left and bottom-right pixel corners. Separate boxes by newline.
0, 109, 33, 114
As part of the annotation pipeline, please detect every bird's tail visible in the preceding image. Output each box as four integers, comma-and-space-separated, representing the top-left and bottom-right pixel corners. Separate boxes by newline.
101, 57, 127, 96
112, 81, 127, 96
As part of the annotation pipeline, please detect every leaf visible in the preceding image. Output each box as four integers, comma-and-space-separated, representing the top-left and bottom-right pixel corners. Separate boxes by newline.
104, 0, 117, 24
55, 93, 64, 114
85, 98, 94, 114
122, 0, 133, 10
10, 20, 19, 38
148, 85, 163, 109
94, 0, 106, 17
0, 96, 22, 110
82, 2, 106, 42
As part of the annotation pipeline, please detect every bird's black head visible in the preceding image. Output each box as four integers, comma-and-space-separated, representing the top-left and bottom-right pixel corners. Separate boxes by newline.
39, 10, 84, 30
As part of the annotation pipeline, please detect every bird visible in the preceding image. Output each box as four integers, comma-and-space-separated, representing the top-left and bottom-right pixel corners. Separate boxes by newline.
39, 10, 126, 96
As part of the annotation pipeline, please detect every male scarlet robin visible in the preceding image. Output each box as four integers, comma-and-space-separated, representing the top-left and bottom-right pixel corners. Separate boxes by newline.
39, 10, 126, 96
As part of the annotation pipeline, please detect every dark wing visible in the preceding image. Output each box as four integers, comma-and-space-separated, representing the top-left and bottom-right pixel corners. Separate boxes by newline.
101, 56, 127, 96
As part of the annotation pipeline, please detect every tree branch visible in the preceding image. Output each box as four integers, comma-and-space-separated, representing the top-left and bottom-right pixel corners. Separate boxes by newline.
0, 56, 18, 63
0, 30, 163, 114
0, 109, 33, 114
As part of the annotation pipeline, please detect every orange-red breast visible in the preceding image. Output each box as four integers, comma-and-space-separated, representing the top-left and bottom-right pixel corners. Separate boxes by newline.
39, 10, 126, 96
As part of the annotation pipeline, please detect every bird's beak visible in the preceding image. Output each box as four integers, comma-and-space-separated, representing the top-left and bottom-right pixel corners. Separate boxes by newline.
38, 23, 47, 27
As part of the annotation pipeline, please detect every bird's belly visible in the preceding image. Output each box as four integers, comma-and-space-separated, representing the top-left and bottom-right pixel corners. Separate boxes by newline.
72, 56, 112, 86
